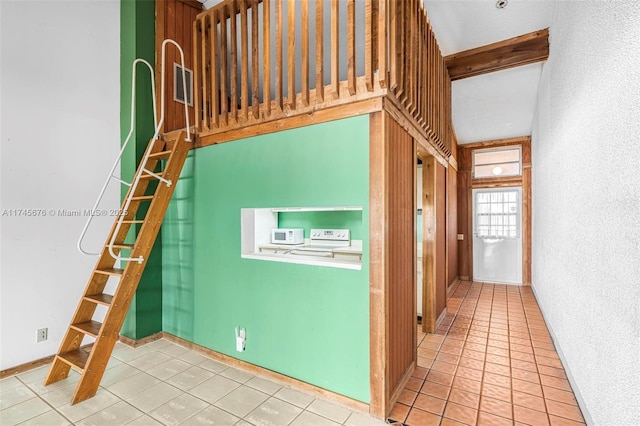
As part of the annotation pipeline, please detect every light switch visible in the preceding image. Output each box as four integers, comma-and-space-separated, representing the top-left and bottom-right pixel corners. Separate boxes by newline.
457, 234, 464, 241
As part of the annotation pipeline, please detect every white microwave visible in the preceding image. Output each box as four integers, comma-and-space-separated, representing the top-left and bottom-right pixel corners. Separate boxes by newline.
271, 228, 304, 245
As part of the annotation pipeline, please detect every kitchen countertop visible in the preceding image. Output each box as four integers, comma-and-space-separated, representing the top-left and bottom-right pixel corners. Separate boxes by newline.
245, 241, 363, 270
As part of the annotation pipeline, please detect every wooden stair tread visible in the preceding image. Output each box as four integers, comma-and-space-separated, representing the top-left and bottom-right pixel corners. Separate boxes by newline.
71, 320, 102, 337
148, 150, 172, 160
95, 268, 124, 276
110, 244, 134, 250
84, 294, 113, 306
58, 349, 90, 371
131, 195, 154, 201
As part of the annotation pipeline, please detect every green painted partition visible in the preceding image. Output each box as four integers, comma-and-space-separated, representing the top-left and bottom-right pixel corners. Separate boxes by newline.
163, 115, 371, 402
120, 0, 162, 339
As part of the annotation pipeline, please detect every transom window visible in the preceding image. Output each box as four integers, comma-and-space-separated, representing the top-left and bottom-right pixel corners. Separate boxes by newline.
472, 146, 522, 179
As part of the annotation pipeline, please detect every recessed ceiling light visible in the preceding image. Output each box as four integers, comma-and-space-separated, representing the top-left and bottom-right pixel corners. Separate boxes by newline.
492, 166, 503, 176
496, 0, 508, 9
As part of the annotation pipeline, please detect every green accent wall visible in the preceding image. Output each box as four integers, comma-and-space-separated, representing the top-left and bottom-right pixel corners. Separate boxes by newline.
163, 116, 371, 402
120, 0, 162, 339
278, 210, 364, 240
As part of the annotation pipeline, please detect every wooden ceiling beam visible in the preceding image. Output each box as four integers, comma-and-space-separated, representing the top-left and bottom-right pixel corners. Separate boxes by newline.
445, 28, 549, 81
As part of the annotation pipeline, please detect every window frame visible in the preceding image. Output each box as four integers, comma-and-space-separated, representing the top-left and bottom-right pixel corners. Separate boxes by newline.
472, 145, 522, 179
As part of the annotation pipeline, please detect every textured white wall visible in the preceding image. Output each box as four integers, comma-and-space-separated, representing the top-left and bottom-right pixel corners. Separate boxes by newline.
532, 2, 640, 425
0, 1, 120, 369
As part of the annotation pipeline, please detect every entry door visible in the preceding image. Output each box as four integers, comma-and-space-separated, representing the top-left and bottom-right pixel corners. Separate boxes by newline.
472, 188, 522, 284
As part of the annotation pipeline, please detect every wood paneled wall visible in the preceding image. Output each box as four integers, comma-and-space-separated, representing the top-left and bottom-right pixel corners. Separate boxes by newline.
369, 111, 416, 418
457, 137, 532, 285
156, 0, 202, 132
435, 163, 447, 316
421, 156, 447, 332
446, 160, 458, 287
386, 115, 416, 400
456, 167, 471, 280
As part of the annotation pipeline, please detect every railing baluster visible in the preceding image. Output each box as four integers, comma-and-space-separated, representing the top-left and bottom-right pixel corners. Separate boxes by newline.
406, 0, 414, 110
220, 5, 228, 125
193, 19, 202, 131
199, 16, 209, 130
240, 0, 249, 121
389, 0, 397, 91
429, 28, 435, 139
210, 11, 219, 128
347, 0, 356, 96
275, 0, 283, 111
230, 0, 238, 122
372, 0, 379, 80
331, 0, 339, 99
251, 1, 259, 119
263, 0, 271, 117
416, 9, 421, 123
301, 0, 309, 107
365, 0, 373, 92
315, 0, 324, 103
420, 10, 429, 129
287, 0, 296, 110
398, 0, 406, 101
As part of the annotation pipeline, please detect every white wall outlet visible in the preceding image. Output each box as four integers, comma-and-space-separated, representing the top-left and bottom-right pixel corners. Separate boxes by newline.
235, 327, 246, 352
457, 234, 464, 241
37, 328, 48, 342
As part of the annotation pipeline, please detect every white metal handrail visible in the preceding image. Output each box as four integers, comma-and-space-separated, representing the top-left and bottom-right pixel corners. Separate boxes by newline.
107, 39, 191, 264
77, 58, 157, 256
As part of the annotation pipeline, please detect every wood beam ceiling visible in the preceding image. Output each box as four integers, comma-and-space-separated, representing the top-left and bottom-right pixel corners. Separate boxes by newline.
445, 29, 549, 81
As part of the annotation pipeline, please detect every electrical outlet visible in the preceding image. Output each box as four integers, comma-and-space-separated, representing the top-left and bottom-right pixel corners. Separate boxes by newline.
235, 327, 246, 352
37, 328, 48, 342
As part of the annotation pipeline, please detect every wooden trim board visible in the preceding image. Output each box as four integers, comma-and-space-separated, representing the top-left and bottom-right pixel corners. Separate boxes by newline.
0, 344, 93, 380
457, 137, 532, 285
368, 110, 387, 418
119, 332, 163, 348
161, 333, 369, 413
196, 98, 383, 148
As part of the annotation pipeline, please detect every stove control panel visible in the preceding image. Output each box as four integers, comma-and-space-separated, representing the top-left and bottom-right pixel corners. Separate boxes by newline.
310, 229, 350, 242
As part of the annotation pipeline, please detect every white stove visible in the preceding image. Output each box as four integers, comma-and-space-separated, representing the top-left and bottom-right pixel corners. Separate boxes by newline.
292, 229, 351, 254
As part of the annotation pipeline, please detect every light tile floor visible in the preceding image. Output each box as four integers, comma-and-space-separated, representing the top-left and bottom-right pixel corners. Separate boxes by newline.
0, 339, 385, 426
389, 281, 586, 426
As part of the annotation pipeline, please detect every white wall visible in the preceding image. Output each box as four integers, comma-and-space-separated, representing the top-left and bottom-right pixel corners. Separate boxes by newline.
0, 1, 120, 370
532, 2, 640, 425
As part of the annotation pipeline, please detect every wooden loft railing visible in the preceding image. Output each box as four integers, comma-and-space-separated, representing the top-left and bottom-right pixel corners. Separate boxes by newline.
193, 0, 451, 156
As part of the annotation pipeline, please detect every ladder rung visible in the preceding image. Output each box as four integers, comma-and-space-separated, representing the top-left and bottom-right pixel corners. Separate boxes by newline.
148, 150, 172, 160
71, 320, 102, 338
110, 244, 134, 250
57, 349, 90, 371
84, 294, 113, 306
95, 268, 124, 276
130, 195, 154, 202
122, 220, 144, 224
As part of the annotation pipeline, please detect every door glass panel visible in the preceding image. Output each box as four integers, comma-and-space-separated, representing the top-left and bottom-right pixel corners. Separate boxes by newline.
475, 189, 520, 238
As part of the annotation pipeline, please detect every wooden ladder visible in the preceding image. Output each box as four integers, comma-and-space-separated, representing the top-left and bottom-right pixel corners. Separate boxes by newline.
43, 131, 190, 404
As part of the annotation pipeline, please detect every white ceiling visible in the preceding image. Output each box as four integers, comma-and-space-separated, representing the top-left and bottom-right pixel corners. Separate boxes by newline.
423, 0, 554, 144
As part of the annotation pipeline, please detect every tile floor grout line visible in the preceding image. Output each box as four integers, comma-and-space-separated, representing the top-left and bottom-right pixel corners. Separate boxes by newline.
520, 285, 554, 426
15, 374, 76, 426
